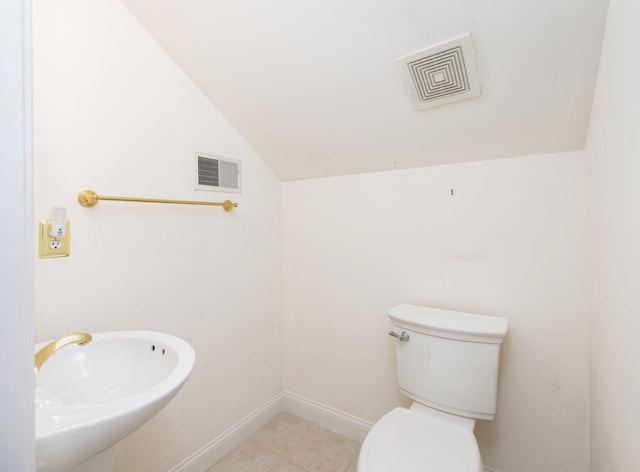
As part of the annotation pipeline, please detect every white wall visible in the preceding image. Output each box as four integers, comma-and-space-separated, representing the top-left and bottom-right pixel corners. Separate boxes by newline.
587, 0, 640, 469
282, 153, 589, 472
33, 2, 630, 471
0, 0, 35, 470
32, 1, 282, 470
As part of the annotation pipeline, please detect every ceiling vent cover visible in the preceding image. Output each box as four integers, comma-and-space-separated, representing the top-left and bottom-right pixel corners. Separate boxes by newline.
397, 33, 481, 110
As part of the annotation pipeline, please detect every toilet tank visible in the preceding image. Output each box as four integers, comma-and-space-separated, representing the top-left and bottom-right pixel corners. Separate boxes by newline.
389, 304, 508, 420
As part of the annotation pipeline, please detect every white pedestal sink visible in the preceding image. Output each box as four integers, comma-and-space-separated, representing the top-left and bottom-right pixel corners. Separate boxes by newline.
35, 331, 195, 472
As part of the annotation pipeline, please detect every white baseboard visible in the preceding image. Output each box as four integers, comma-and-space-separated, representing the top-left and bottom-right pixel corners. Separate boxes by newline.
169, 391, 373, 472
169, 393, 285, 472
282, 392, 373, 442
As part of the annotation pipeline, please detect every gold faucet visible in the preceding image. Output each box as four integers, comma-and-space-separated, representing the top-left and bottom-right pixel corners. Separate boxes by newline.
34, 332, 92, 375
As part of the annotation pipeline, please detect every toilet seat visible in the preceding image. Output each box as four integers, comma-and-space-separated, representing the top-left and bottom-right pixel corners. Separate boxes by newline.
358, 407, 482, 472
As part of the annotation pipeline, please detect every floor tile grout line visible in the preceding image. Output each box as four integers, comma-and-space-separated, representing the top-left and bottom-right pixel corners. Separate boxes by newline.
340, 450, 358, 472
251, 420, 320, 468
215, 412, 361, 472
344, 454, 358, 472
256, 441, 312, 472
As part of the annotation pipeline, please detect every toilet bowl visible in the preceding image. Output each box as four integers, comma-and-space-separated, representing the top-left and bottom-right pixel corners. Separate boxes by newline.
359, 407, 482, 472
358, 304, 508, 472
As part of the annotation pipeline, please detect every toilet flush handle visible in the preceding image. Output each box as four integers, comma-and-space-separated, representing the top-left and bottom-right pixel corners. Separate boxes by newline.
388, 330, 410, 342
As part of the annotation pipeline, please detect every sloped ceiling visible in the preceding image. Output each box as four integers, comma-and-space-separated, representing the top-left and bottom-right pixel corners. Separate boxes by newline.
121, 0, 609, 181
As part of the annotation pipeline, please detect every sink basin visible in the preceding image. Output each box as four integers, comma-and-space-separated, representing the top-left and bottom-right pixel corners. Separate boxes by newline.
35, 331, 195, 472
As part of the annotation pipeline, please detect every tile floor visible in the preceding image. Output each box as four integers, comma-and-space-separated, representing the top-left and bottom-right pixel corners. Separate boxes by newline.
207, 412, 361, 472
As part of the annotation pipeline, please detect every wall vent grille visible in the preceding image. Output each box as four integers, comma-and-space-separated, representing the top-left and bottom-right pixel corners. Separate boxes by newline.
197, 156, 219, 187
195, 153, 241, 193
397, 34, 481, 110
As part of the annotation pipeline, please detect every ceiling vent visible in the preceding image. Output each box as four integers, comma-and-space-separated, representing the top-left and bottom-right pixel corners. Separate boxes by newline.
397, 33, 481, 110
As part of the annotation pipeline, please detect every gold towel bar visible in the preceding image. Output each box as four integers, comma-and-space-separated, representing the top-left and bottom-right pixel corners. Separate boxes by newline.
77, 190, 238, 212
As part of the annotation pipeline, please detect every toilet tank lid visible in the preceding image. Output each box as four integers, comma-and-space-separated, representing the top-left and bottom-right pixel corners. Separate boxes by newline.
389, 304, 508, 343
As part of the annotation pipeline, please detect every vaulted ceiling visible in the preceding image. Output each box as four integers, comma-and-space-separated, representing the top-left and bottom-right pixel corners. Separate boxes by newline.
121, 0, 610, 181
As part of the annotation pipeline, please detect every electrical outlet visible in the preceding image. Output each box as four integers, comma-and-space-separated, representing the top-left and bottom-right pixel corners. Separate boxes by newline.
48, 240, 62, 250
39, 220, 70, 258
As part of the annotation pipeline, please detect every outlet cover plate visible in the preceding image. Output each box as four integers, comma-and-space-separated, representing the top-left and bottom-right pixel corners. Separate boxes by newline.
39, 221, 70, 258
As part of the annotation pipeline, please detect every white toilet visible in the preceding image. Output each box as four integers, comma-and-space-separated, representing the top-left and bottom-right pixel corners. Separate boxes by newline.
358, 304, 508, 472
